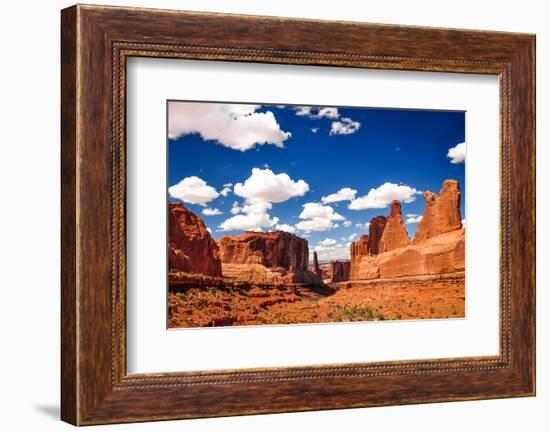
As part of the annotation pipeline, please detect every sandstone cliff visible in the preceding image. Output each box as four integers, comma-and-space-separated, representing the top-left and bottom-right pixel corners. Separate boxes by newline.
168, 202, 222, 277
414, 179, 462, 242
218, 231, 322, 285
378, 201, 410, 253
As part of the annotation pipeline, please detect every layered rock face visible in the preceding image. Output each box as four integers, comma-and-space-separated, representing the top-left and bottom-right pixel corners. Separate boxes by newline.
350, 180, 464, 281
414, 180, 462, 242
168, 202, 222, 277
331, 260, 351, 282
368, 216, 387, 255
219, 231, 322, 285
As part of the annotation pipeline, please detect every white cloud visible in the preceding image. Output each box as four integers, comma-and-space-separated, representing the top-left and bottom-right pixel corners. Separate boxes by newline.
405, 214, 423, 224
312, 242, 350, 261
296, 218, 334, 233
293, 106, 340, 119
206, 227, 212, 234
168, 176, 219, 206
311, 127, 319, 134
275, 223, 297, 234
348, 233, 357, 241
343, 220, 352, 227
299, 202, 345, 221
318, 238, 337, 246
218, 201, 279, 232
202, 207, 223, 216
330, 117, 361, 135
220, 169, 308, 233
447, 142, 466, 164
313, 107, 340, 119
462, 218, 466, 226
355, 222, 371, 229
233, 168, 309, 203
296, 202, 345, 233
321, 187, 357, 204
220, 183, 233, 197
168, 102, 290, 151
349, 182, 421, 210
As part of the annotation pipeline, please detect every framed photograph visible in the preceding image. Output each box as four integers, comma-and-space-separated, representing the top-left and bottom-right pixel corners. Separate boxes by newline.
61, 4, 535, 425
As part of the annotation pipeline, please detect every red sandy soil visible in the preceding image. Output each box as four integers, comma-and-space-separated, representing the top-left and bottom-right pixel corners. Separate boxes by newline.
168, 272, 465, 328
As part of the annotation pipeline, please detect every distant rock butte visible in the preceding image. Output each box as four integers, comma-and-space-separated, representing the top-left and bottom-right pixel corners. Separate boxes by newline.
331, 260, 351, 282
218, 231, 322, 285
168, 202, 222, 277
414, 179, 463, 242
350, 179, 465, 281
378, 201, 410, 253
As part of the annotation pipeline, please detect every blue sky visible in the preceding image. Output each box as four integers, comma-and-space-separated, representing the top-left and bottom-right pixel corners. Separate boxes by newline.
167, 102, 465, 261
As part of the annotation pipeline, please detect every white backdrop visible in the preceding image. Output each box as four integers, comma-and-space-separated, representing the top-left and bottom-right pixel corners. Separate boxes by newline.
0, 0, 547, 430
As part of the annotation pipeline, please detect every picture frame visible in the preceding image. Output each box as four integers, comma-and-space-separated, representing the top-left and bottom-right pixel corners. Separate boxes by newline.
61, 4, 535, 425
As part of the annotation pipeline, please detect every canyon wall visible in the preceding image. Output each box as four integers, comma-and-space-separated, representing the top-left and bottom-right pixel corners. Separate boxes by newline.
168, 202, 222, 277
219, 231, 322, 285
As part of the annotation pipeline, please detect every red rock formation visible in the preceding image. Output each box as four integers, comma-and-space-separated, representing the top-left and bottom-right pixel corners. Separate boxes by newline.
378, 201, 410, 253
350, 234, 369, 258
368, 216, 387, 255
218, 231, 322, 285
331, 260, 351, 282
349, 180, 465, 281
312, 251, 322, 278
414, 179, 463, 242
168, 202, 222, 277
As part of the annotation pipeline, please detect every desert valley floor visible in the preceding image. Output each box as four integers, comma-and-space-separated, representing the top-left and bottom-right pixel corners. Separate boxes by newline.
168, 273, 465, 327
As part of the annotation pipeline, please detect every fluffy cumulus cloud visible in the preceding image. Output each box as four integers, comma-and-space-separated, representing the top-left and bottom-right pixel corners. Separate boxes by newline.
311, 127, 319, 134
168, 102, 290, 151
202, 207, 223, 216
349, 182, 421, 210
447, 142, 466, 164
275, 223, 297, 234
219, 168, 309, 232
233, 168, 309, 203
295, 202, 345, 233
168, 176, 219, 206
321, 187, 357, 204
405, 214, 423, 224
219, 200, 278, 232
343, 220, 352, 227
330, 117, 361, 135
